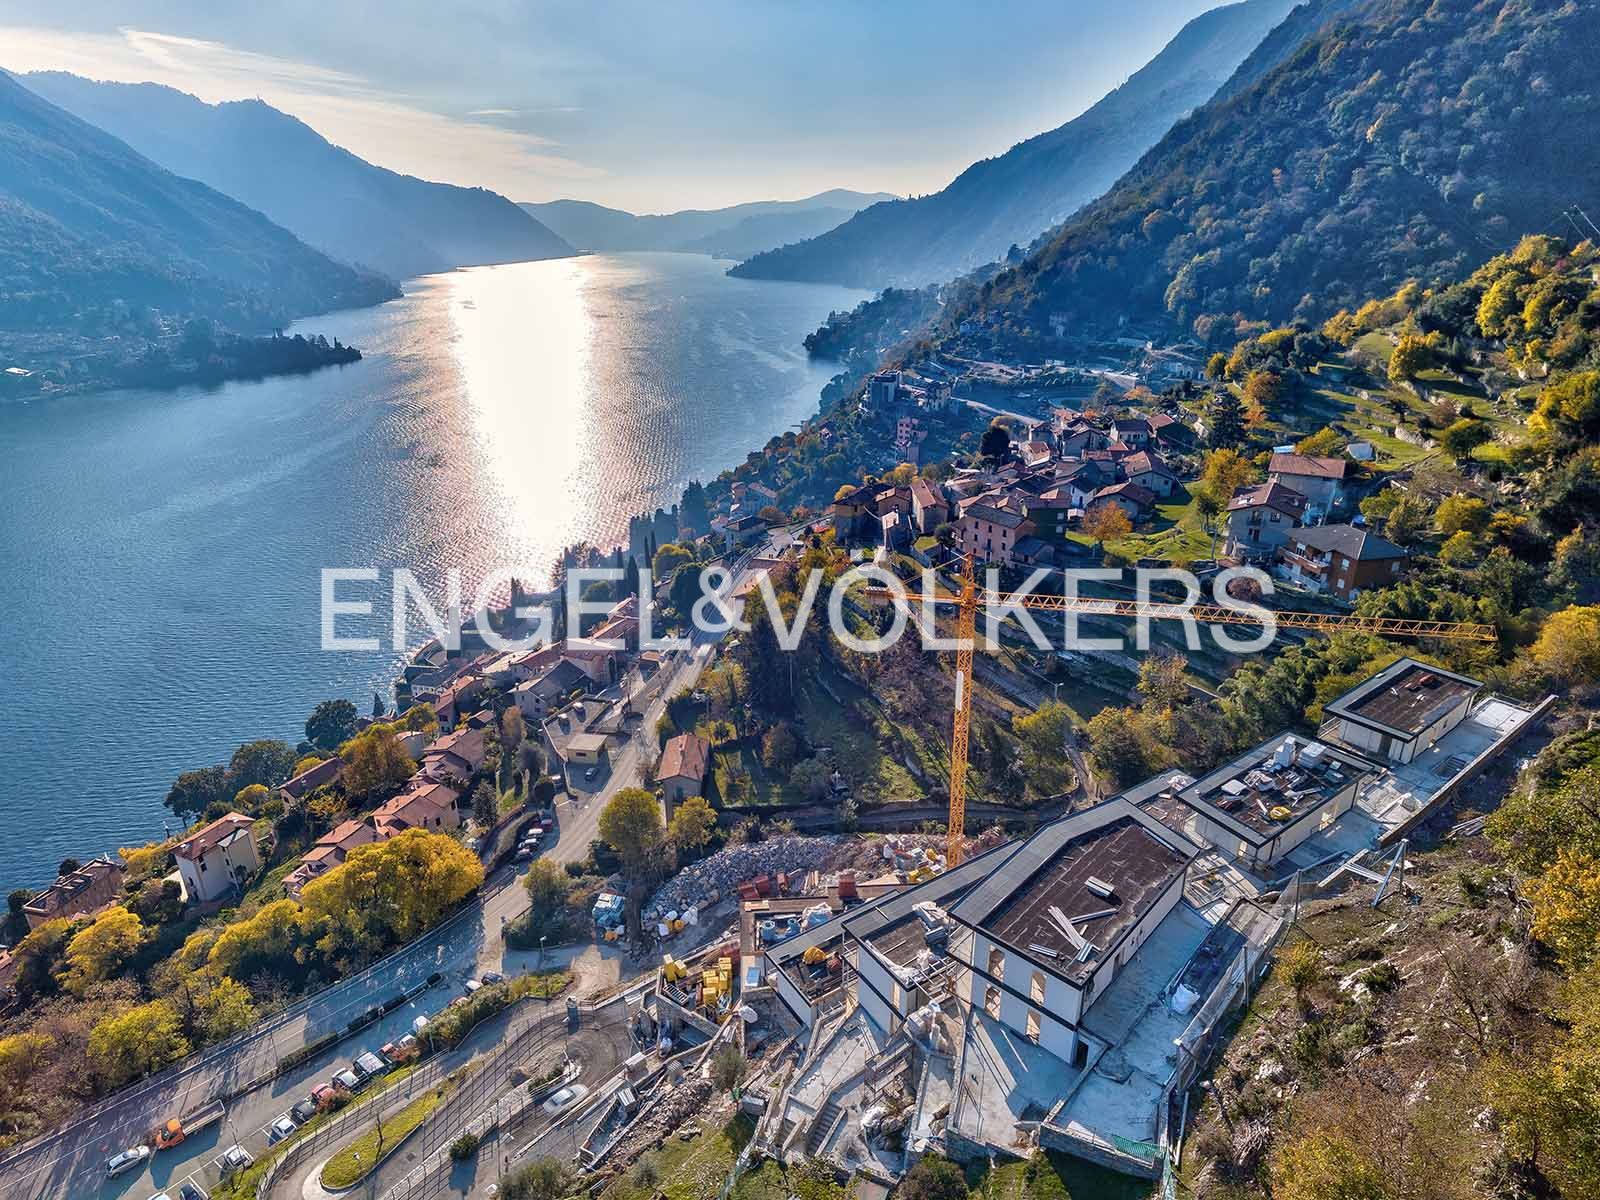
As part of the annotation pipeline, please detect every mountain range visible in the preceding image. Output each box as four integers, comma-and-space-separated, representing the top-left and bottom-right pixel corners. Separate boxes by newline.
0, 69, 394, 338
728, 0, 1299, 289
520, 189, 895, 260
958, 0, 1600, 342
22, 72, 574, 283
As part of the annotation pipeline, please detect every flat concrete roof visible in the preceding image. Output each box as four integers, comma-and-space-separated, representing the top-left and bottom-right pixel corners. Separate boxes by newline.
1324, 658, 1481, 738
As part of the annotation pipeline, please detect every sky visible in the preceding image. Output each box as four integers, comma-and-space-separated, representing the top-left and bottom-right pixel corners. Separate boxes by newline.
0, 1, 1225, 213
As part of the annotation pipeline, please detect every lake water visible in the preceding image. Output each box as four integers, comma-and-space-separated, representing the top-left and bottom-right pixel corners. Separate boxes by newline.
0, 253, 868, 889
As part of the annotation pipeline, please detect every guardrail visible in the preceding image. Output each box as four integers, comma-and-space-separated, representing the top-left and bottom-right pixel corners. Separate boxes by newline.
0, 872, 517, 1181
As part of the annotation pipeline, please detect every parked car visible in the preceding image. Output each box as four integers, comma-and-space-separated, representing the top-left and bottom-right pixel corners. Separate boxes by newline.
269, 1115, 298, 1143
583, 766, 598, 781
481, 971, 504, 985
332, 1067, 362, 1092
464, 978, 483, 995
515, 846, 533, 861
354, 1051, 388, 1080
310, 1083, 338, 1110
105, 1145, 150, 1178
382, 1033, 420, 1062
542, 1083, 589, 1115
412, 1015, 431, 1036
221, 1143, 254, 1173
291, 1097, 319, 1123
178, 1184, 206, 1200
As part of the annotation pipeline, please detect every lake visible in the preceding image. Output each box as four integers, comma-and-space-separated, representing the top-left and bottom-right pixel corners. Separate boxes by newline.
0, 252, 869, 889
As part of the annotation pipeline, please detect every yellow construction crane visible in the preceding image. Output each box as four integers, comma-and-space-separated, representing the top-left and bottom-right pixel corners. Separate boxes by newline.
865, 559, 1495, 867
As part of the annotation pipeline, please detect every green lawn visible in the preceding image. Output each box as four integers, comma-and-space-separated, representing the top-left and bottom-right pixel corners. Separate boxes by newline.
319, 1080, 453, 1188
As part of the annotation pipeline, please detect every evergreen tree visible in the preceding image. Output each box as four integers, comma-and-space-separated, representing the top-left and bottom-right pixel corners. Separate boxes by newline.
1205, 388, 1246, 447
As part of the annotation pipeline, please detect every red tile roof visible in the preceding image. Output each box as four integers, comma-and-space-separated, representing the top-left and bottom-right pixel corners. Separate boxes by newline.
175, 812, 254, 861
1269, 453, 1348, 480
657, 733, 710, 784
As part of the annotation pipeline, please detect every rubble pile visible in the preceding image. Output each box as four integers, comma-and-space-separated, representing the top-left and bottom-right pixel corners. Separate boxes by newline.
645, 836, 840, 922
613, 1075, 716, 1160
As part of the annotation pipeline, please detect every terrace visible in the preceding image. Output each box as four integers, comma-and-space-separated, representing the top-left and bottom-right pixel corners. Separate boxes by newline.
1179, 734, 1375, 844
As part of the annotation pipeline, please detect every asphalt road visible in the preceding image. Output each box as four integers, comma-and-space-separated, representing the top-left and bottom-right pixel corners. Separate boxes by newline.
0, 560, 740, 1200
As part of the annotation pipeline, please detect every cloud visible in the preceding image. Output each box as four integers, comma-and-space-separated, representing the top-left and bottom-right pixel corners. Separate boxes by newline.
0, 25, 604, 192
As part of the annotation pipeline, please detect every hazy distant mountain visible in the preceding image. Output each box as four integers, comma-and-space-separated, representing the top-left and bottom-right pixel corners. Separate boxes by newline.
24, 71, 574, 282
520, 189, 895, 257
729, 0, 1299, 288
0, 69, 394, 336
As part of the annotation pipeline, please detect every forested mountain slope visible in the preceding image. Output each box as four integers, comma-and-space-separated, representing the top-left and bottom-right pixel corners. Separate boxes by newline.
959, 0, 1600, 345
0, 70, 395, 335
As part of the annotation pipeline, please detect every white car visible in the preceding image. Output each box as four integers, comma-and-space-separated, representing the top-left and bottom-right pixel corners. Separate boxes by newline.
104, 1145, 150, 1177
464, 978, 483, 994
542, 1083, 589, 1115
269, 1115, 298, 1142
221, 1143, 254, 1173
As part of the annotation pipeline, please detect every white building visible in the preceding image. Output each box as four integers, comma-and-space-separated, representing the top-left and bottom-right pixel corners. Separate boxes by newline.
1318, 658, 1481, 765
174, 812, 260, 904
1175, 734, 1377, 868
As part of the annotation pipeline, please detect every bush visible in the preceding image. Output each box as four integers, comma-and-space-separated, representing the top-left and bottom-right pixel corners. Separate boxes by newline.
1277, 939, 1324, 997
1362, 962, 1401, 993
449, 1133, 479, 1161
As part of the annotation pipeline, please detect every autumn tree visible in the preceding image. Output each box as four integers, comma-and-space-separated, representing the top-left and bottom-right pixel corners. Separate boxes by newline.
1082, 502, 1132, 548
1434, 494, 1490, 537
1137, 653, 1189, 711
1383, 495, 1433, 547
1086, 708, 1151, 785
61, 906, 145, 995
1296, 427, 1345, 457
1243, 369, 1281, 415
1270, 1132, 1391, 1200
1388, 333, 1433, 381
341, 726, 415, 799
667, 795, 717, 854
598, 788, 665, 873
1199, 448, 1257, 501
1532, 605, 1600, 684
207, 898, 306, 982
1488, 762, 1600, 874
1527, 848, 1600, 970
1491, 960, 1600, 1198
300, 830, 483, 964
88, 1000, 190, 1089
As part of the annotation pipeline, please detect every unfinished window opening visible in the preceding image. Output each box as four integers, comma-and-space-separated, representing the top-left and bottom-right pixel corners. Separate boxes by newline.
984, 985, 1001, 1019
1025, 1010, 1041, 1043
987, 946, 1005, 980
1030, 970, 1046, 1005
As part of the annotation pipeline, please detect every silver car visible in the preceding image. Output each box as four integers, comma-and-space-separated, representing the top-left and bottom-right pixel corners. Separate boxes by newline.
105, 1145, 150, 1177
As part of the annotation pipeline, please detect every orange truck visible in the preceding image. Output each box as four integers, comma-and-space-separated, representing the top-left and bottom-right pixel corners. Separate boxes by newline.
153, 1101, 223, 1150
